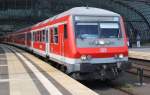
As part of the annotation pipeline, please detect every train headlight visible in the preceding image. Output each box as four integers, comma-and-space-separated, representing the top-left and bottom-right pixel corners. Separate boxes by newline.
95, 40, 105, 45
81, 55, 92, 61
99, 40, 105, 45
81, 55, 87, 61
119, 54, 124, 59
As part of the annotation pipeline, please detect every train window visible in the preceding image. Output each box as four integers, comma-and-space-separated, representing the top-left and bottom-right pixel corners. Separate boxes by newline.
50, 29, 54, 43
38, 31, 41, 41
33, 32, 35, 41
64, 24, 67, 39
36, 32, 38, 41
27, 33, 31, 40
45, 30, 48, 43
39, 31, 41, 42
40, 31, 42, 42
34, 32, 36, 41
53, 27, 58, 43
100, 23, 121, 38
32, 32, 35, 41
35, 32, 37, 41
75, 23, 99, 39
42, 30, 45, 42
39, 32, 40, 41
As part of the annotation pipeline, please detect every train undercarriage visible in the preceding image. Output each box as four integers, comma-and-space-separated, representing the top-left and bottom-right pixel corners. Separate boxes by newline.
68, 62, 131, 80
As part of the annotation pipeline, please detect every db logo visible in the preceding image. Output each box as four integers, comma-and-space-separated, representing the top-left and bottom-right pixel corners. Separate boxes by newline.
100, 48, 107, 53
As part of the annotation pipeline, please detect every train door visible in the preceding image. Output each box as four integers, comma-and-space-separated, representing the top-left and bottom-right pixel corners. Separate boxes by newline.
59, 25, 64, 57
59, 24, 67, 58
49, 24, 66, 61
45, 29, 49, 56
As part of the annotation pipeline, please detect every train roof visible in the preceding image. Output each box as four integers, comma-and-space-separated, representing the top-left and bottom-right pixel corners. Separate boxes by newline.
33, 7, 120, 27
53, 7, 120, 19
16, 7, 120, 33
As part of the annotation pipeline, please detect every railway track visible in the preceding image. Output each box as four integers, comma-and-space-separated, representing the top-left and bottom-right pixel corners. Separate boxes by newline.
83, 54, 150, 95
128, 58, 150, 78
80, 79, 134, 95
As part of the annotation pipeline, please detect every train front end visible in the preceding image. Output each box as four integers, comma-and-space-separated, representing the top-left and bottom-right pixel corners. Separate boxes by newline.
69, 15, 129, 80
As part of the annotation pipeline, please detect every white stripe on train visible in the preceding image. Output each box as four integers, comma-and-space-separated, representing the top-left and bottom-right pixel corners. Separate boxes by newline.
8, 42, 128, 65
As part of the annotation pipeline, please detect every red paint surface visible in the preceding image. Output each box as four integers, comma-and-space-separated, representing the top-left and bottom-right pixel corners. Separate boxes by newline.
33, 42, 46, 51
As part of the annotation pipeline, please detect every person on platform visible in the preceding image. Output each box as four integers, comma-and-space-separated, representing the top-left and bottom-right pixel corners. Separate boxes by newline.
136, 32, 141, 48
128, 36, 132, 48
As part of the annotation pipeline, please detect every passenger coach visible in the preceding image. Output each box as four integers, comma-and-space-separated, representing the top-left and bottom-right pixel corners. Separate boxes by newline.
3, 7, 129, 80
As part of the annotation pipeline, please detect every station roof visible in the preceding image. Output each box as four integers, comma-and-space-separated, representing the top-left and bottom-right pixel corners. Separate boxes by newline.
0, 0, 150, 41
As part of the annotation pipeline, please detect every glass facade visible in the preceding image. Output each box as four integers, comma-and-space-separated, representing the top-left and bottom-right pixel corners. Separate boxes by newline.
1, 0, 150, 42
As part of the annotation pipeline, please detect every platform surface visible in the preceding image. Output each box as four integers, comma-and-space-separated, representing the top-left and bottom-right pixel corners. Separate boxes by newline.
129, 48, 150, 60
130, 48, 150, 52
0, 44, 98, 95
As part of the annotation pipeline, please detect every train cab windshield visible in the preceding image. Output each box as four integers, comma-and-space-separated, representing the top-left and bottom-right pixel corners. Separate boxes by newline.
99, 23, 121, 38
75, 23, 99, 39
74, 16, 124, 47
75, 22, 121, 39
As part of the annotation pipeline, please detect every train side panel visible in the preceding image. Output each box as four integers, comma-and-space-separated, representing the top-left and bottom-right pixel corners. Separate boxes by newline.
49, 16, 72, 59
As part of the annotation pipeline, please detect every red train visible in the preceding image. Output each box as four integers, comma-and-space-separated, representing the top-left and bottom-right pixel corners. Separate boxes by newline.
3, 7, 129, 80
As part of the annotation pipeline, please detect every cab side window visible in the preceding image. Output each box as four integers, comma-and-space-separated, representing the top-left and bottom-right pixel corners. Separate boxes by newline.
53, 27, 58, 43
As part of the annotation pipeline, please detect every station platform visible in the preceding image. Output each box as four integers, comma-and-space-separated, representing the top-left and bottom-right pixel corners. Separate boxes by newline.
130, 47, 150, 52
127, 48, 150, 95
129, 48, 150, 60
0, 44, 98, 95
